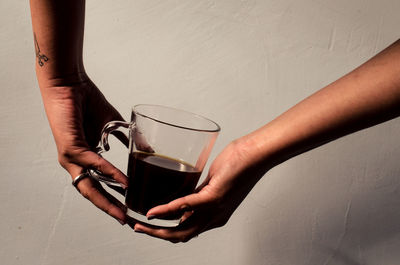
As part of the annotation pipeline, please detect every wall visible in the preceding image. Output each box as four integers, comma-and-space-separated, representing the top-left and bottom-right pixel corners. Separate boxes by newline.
1, 0, 400, 264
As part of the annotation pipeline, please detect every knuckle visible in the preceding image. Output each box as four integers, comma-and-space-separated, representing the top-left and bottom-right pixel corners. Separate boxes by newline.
166, 200, 180, 212
181, 235, 192, 243
91, 154, 106, 172
78, 185, 91, 199
95, 156, 116, 177
57, 150, 72, 168
57, 147, 86, 168
79, 187, 91, 200
57, 156, 68, 168
108, 166, 120, 178
78, 182, 96, 200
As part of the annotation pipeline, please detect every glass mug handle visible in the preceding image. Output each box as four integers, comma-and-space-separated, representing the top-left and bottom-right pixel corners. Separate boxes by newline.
88, 120, 180, 227
88, 120, 132, 187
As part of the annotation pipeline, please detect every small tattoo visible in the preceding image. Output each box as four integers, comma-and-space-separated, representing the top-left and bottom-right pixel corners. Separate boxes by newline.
34, 33, 49, 67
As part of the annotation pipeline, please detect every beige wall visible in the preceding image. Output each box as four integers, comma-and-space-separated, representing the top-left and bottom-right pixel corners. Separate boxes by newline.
1, 1, 400, 264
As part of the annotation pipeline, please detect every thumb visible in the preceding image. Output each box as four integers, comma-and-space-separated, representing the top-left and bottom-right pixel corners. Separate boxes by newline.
146, 189, 216, 219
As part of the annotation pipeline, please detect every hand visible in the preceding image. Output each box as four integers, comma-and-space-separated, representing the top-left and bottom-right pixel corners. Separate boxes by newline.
133, 139, 269, 242
40, 74, 129, 225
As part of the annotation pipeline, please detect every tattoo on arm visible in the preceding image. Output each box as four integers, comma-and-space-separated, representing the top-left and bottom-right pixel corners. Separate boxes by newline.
34, 33, 49, 67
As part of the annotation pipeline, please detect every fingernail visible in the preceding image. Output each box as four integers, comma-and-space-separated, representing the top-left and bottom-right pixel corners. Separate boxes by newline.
180, 205, 191, 212
147, 215, 156, 220
134, 227, 144, 234
121, 183, 128, 189
118, 219, 126, 225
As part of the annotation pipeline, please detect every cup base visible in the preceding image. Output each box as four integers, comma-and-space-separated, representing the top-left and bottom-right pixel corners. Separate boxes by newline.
126, 208, 181, 228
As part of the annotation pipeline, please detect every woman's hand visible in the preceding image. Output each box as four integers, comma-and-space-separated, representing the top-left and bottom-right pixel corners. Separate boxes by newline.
41, 74, 129, 225
133, 138, 269, 242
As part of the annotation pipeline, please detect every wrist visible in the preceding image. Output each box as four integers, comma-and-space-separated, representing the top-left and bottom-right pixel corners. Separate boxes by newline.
230, 134, 274, 172
37, 70, 89, 89
234, 125, 289, 172
34, 50, 86, 88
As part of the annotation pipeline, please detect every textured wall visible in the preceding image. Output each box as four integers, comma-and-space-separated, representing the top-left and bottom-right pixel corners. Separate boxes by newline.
1, 1, 400, 264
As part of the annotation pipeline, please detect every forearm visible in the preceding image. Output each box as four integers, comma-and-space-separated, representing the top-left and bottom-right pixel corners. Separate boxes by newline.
30, 0, 86, 84
243, 39, 400, 170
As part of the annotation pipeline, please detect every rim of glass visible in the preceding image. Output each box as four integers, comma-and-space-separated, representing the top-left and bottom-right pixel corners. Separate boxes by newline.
132, 104, 221, 133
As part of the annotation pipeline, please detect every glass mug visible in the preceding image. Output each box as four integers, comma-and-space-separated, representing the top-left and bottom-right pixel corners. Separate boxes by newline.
89, 104, 220, 227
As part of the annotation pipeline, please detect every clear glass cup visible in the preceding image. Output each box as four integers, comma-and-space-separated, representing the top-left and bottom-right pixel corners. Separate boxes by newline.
90, 104, 220, 227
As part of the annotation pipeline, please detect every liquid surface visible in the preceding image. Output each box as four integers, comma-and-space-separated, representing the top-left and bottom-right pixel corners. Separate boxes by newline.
126, 152, 201, 215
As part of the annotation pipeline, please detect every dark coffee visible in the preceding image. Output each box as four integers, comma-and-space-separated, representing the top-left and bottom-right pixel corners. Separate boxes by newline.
125, 152, 201, 215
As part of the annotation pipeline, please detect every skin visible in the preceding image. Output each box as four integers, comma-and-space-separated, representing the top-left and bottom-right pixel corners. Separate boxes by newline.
30, 0, 129, 225
134, 40, 400, 242
30, 0, 400, 242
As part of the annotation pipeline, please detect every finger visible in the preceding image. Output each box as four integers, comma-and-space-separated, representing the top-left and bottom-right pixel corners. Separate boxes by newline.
110, 130, 129, 148
65, 151, 128, 224
179, 209, 194, 223
73, 150, 128, 188
194, 175, 211, 193
133, 216, 204, 243
134, 208, 215, 243
126, 218, 137, 230
96, 182, 127, 212
146, 190, 215, 219
105, 183, 126, 196
74, 175, 127, 225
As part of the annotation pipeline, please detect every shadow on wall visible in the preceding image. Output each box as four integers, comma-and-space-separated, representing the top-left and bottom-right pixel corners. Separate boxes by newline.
319, 248, 363, 265
248, 133, 400, 265
319, 179, 400, 265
